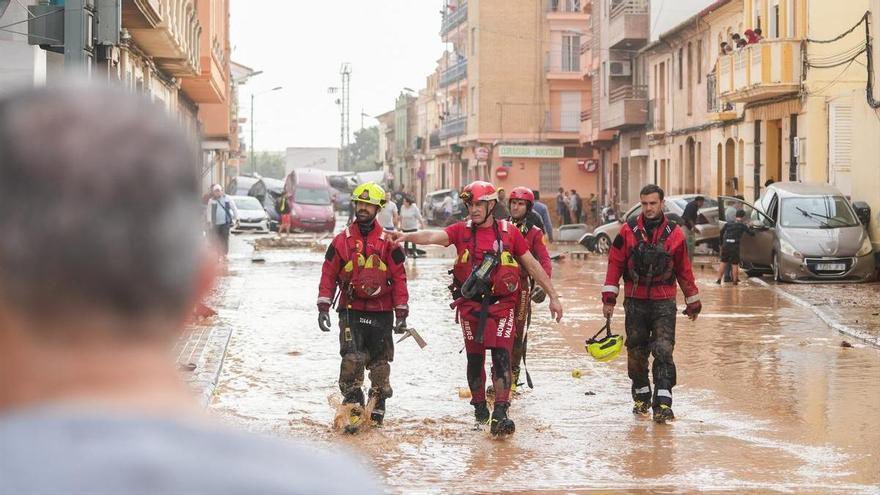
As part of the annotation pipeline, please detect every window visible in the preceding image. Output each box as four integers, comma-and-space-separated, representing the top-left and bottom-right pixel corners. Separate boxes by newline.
788, 0, 797, 37
753, 1, 762, 31
560, 91, 581, 131
471, 87, 477, 115
602, 62, 607, 95
562, 34, 581, 71
678, 48, 683, 90
539, 162, 560, 192
687, 42, 693, 115
697, 39, 703, 83
769, 0, 779, 38
471, 27, 476, 55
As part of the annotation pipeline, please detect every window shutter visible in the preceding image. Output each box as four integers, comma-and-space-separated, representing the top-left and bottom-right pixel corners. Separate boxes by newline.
828, 99, 853, 195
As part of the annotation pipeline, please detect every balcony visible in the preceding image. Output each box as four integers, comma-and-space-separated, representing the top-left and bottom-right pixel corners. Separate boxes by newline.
441, 1, 467, 36
440, 59, 468, 87
546, 51, 581, 80
439, 116, 467, 140
125, 0, 201, 77
603, 84, 647, 130
579, 36, 593, 78
544, 110, 582, 134
717, 40, 802, 104
180, 0, 228, 104
608, 0, 649, 50
547, 0, 589, 20
706, 72, 738, 121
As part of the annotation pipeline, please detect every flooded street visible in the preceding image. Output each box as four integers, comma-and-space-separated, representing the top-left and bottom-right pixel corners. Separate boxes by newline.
209, 234, 880, 494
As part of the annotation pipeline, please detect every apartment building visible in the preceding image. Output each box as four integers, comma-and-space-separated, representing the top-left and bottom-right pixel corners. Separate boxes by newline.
393, 0, 597, 220
586, 0, 651, 211
642, 0, 742, 200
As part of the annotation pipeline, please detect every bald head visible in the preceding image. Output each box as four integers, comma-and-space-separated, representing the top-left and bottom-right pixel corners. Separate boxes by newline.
0, 84, 205, 335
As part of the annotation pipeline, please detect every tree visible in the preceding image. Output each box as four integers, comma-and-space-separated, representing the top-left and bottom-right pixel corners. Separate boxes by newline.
252, 151, 285, 179
346, 126, 380, 172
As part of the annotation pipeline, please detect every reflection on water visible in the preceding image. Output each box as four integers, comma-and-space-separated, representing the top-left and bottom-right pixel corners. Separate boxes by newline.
210, 239, 880, 494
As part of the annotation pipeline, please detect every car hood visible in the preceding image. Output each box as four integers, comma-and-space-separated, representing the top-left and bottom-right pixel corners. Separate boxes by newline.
238, 209, 267, 220
293, 202, 333, 218
783, 226, 866, 257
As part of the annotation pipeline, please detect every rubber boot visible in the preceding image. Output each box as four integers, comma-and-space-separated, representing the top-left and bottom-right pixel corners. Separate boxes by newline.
490, 402, 515, 437
343, 390, 365, 434
653, 404, 675, 424
632, 400, 651, 416
370, 398, 386, 427
511, 368, 521, 394
473, 401, 490, 426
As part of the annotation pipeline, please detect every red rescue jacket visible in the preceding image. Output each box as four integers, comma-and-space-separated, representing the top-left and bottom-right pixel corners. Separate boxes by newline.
446, 219, 529, 304
602, 214, 699, 304
512, 220, 551, 281
317, 221, 408, 313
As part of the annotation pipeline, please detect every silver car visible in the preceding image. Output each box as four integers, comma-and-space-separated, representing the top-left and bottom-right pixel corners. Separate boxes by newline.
585, 195, 721, 253
719, 183, 875, 282
230, 195, 270, 234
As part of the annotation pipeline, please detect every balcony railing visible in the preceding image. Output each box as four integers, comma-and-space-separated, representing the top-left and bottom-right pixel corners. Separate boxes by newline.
544, 111, 582, 132
547, 0, 582, 13
546, 51, 581, 74
609, 0, 648, 19
440, 59, 468, 87
441, 2, 468, 35
717, 40, 802, 103
609, 84, 647, 103
439, 116, 467, 140
429, 130, 441, 149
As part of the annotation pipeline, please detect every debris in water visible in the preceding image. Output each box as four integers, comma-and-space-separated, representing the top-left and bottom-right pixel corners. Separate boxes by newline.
178, 362, 197, 372
458, 388, 472, 399
571, 369, 582, 379
840, 341, 853, 348
584, 391, 596, 396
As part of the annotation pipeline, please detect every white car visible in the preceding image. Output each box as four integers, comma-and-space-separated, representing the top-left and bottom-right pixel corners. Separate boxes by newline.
230, 195, 269, 234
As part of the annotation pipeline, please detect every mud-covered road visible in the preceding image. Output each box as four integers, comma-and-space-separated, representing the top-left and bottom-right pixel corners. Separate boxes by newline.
207, 234, 880, 494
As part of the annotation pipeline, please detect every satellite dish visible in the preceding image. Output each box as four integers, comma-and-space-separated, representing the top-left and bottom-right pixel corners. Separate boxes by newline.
0, 1, 11, 19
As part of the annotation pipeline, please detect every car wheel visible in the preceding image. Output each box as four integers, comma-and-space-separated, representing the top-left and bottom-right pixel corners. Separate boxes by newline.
771, 251, 783, 282
595, 233, 611, 254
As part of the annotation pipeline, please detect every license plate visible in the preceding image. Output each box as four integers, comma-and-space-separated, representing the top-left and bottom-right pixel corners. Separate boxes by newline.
816, 263, 845, 271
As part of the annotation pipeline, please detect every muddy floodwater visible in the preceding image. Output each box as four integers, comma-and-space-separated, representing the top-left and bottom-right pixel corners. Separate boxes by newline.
209, 235, 880, 494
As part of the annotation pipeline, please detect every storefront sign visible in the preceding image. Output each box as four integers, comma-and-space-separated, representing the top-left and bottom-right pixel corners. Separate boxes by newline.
578, 159, 599, 173
498, 145, 564, 159
495, 167, 509, 179
475, 147, 490, 160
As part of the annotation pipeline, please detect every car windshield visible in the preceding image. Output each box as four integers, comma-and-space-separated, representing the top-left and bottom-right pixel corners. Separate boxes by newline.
780, 196, 860, 229
233, 197, 264, 211
294, 187, 331, 205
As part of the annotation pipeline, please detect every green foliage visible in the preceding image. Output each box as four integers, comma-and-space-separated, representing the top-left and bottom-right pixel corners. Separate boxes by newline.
346, 126, 380, 172
252, 151, 285, 179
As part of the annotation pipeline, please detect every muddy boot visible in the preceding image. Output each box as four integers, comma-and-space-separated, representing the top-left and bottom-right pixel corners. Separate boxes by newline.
632, 400, 651, 416
343, 390, 365, 434
473, 401, 490, 426
370, 398, 386, 427
653, 405, 675, 424
490, 403, 515, 437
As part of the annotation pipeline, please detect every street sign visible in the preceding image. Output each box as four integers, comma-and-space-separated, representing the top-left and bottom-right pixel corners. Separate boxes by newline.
495, 167, 509, 179
475, 147, 489, 160
498, 145, 564, 159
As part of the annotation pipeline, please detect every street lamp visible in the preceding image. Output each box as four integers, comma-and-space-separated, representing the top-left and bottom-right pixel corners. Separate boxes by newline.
250, 86, 283, 175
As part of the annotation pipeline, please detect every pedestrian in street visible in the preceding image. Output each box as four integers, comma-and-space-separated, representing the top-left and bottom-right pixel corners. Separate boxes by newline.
377, 191, 399, 232
716, 210, 755, 285
602, 184, 701, 424
724, 197, 741, 223
399, 195, 425, 257
493, 187, 510, 220
391, 185, 406, 208
588, 193, 598, 225
394, 181, 563, 437
276, 193, 292, 236
570, 189, 583, 224
507, 187, 552, 394
439, 193, 455, 226
206, 183, 239, 259
532, 190, 554, 242
556, 187, 571, 226
317, 182, 409, 431
0, 84, 381, 494
681, 196, 705, 263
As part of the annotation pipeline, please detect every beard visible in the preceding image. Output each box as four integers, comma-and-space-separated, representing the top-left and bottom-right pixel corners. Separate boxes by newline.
356, 209, 375, 224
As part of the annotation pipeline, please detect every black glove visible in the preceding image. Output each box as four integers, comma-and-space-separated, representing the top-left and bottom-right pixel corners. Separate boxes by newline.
393, 317, 407, 334
531, 286, 547, 304
318, 311, 332, 332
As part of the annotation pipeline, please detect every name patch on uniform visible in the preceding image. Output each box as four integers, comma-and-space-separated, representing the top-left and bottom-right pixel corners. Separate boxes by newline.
359, 317, 373, 326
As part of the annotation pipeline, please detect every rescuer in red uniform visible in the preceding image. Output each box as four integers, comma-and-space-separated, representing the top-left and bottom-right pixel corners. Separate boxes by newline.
317, 182, 409, 429
394, 181, 562, 437
601, 184, 701, 424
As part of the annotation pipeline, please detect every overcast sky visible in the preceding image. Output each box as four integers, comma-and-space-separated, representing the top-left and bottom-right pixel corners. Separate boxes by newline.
230, 0, 715, 152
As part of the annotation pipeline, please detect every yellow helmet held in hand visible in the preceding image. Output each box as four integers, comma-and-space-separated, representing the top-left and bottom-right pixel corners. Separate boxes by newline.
586, 318, 623, 362
351, 182, 387, 207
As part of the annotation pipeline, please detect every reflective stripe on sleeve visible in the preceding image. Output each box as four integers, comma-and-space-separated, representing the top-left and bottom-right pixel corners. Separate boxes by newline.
656, 389, 672, 398
602, 285, 620, 294
317, 297, 332, 305
634, 386, 650, 395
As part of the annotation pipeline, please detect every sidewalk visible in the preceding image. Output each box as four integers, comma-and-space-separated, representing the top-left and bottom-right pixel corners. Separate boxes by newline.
752, 279, 880, 347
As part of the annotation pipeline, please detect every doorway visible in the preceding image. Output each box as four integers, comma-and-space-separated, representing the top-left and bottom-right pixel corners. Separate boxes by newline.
685, 137, 696, 193
724, 138, 736, 195
766, 119, 782, 185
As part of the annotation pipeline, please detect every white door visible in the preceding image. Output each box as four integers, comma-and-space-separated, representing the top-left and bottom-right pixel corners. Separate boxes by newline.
560, 91, 581, 131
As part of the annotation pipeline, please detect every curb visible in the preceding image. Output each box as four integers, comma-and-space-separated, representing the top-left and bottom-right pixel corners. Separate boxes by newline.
751, 277, 880, 348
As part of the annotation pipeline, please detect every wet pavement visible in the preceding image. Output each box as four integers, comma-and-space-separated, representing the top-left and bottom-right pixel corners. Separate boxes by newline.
206, 233, 880, 494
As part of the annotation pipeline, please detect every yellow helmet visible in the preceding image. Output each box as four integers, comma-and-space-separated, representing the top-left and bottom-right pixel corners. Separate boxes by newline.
351, 182, 387, 207
585, 319, 623, 362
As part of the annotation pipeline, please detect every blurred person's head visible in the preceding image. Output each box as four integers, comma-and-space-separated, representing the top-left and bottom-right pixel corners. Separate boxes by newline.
403, 196, 414, 207
695, 196, 705, 207
735, 209, 747, 222
211, 184, 223, 199
0, 84, 213, 410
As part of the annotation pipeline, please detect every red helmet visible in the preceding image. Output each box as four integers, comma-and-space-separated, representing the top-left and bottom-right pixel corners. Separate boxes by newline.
460, 181, 498, 204
508, 186, 535, 206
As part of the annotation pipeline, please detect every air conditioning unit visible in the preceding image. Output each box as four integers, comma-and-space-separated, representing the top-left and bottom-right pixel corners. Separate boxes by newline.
609, 60, 632, 77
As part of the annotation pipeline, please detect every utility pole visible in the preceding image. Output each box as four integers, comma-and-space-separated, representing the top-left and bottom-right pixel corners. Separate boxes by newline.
329, 63, 352, 171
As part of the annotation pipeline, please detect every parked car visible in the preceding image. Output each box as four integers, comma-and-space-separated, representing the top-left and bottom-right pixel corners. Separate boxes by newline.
261, 178, 285, 230
229, 195, 269, 234
424, 189, 467, 226
283, 168, 336, 233
583, 195, 721, 253
326, 172, 358, 211
719, 183, 875, 282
